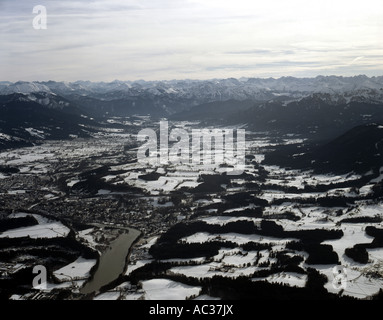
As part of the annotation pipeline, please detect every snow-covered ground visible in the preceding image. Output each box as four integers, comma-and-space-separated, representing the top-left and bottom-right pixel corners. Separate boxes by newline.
0, 213, 70, 239
93, 291, 121, 300
181, 232, 295, 246
77, 228, 98, 248
263, 165, 361, 189
255, 272, 307, 288
200, 215, 259, 226
2, 120, 383, 300
167, 247, 273, 279
128, 194, 383, 299
53, 257, 97, 282
323, 224, 375, 267
313, 264, 383, 299
125, 259, 153, 276
170, 262, 258, 279
141, 278, 201, 300
194, 294, 220, 300
106, 126, 383, 299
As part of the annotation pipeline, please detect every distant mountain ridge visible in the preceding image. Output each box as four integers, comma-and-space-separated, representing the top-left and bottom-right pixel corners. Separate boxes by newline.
0, 93, 97, 150
1, 75, 383, 150
2, 75, 383, 97
1, 75, 382, 119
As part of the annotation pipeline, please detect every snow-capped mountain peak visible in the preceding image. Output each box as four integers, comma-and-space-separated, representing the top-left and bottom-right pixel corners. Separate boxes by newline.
1, 81, 52, 95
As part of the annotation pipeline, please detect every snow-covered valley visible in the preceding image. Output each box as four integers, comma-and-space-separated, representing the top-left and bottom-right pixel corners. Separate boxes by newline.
1, 117, 383, 300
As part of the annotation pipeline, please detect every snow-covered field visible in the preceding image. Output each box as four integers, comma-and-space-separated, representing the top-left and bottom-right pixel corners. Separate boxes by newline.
77, 228, 99, 250
141, 278, 201, 300
181, 232, 295, 246
313, 264, 383, 299
0, 213, 70, 239
170, 262, 258, 279
125, 259, 153, 276
200, 215, 258, 226
93, 291, 121, 300
263, 165, 362, 189
323, 225, 375, 266
53, 257, 97, 282
255, 272, 307, 288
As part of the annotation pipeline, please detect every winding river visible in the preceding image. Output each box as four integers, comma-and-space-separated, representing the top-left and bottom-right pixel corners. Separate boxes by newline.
80, 227, 141, 295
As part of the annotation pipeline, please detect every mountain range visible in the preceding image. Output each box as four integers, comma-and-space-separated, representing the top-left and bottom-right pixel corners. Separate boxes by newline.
2, 75, 383, 97
1, 75, 383, 149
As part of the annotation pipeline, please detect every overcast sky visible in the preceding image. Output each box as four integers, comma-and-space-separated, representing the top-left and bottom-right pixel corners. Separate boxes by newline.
1, 0, 383, 81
